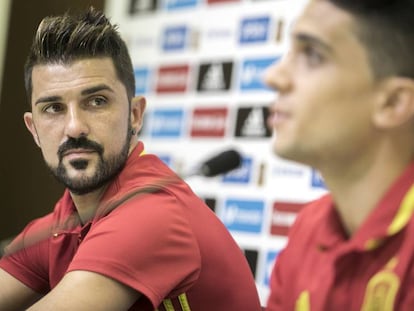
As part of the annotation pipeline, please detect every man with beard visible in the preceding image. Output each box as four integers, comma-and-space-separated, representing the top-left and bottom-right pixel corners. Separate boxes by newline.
264, 0, 414, 310
0, 7, 261, 311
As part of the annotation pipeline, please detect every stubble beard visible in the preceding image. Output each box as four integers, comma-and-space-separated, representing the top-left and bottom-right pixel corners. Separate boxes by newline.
47, 127, 133, 195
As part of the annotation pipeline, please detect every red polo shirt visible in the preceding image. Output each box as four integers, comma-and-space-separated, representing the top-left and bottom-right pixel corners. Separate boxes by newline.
266, 162, 414, 311
0, 142, 261, 311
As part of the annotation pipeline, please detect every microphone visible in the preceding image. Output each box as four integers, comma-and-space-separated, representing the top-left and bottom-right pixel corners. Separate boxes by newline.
190, 149, 242, 177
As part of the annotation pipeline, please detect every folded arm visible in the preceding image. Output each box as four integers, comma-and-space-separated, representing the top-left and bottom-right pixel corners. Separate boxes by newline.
0, 268, 141, 311
0, 268, 42, 310
26, 270, 141, 311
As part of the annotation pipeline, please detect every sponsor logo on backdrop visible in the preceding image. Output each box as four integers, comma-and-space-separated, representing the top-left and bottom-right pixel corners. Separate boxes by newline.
311, 169, 326, 189
200, 25, 235, 52
234, 106, 271, 138
239, 16, 271, 44
129, 0, 158, 14
162, 25, 188, 51
196, 61, 233, 92
221, 199, 265, 233
149, 108, 185, 138
130, 35, 156, 51
271, 162, 307, 178
134, 67, 150, 95
270, 201, 305, 236
222, 156, 253, 184
239, 57, 279, 91
157, 154, 172, 167
243, 249, 259, 279
264, 250, 280, 286
164, 0, 198, 10
205, 28, 233, 41
190, 107, 228, 137
156, 64, 190, 93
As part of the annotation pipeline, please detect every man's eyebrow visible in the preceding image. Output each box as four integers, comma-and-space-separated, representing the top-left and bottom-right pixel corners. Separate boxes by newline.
81, 84, 115, 96
34, 84, 115, 106
34, 95, 62, 106
294, 32, 333, 53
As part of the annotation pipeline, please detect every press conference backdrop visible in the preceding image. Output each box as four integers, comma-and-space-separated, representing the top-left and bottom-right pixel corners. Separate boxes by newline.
105, 0, 324, 304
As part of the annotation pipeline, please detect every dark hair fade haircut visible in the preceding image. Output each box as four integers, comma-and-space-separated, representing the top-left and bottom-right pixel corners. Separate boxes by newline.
24, 7, 135, 105
328, 0, 414, 80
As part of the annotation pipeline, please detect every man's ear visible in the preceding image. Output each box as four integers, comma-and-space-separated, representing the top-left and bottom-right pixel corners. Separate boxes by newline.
130, 96, 147, 134
373, 77, 414, 129
23, 112, 41, 147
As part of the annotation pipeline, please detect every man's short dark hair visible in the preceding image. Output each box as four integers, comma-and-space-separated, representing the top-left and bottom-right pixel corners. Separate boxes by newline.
329, 0, 414, 79
24, 7, 135, 104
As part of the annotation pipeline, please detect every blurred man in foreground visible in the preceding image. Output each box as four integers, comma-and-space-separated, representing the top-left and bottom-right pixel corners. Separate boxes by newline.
265, 0, 414, 310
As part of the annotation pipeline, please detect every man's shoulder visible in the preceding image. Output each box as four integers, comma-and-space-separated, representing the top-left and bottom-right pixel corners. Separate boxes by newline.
300, 194, 332, 218
289, 194, 333, 235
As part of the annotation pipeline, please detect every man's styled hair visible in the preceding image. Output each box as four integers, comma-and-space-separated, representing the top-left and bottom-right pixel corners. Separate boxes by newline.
24, 7, 135, 104
329, 0, 414, 79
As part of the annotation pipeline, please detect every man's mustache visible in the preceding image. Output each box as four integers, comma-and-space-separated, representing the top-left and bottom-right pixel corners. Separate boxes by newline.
57, 137, 104, 160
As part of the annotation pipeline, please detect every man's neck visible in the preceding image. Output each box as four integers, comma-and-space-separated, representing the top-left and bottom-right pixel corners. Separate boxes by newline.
319, 150, 412, 237
70, 186, 108, 225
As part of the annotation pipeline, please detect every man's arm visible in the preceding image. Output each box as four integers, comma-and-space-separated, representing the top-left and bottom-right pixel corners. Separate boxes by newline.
0, 268, 42, 310
27, 270, 141, 311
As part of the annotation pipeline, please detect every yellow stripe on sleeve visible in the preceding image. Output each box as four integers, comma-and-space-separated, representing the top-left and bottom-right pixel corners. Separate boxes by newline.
163, 299, 175, 311
178, 293, 191, 311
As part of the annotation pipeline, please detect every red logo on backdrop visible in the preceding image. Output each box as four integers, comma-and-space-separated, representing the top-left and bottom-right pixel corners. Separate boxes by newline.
190, 107, 228, 137
270, 202, 306, 236
156, 65, 190, 93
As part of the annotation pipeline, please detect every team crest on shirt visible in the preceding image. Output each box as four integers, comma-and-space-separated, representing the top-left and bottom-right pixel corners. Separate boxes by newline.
294, 257, 401, 311
361, 258, 400, 311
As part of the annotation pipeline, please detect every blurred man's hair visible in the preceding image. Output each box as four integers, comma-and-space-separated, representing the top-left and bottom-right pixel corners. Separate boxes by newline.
330, 0, 414, 79
24, 7, 135, 104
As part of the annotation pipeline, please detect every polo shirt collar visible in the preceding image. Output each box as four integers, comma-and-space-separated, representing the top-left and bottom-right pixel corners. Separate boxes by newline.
317, 162, 414, 252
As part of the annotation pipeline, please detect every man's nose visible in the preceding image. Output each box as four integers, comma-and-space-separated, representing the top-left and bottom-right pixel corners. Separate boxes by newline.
64, 105, 89, 138
263, 56, 292, 92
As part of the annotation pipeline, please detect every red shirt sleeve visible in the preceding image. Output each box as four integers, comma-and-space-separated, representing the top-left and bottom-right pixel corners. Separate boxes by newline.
0, 215, 53, 294
67, 190, 201, 308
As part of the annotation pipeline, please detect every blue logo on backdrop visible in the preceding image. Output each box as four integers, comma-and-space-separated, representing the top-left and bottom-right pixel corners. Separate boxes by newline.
157, 155, 172, 167
134, 67, 150, 95
240, 57, 279, 91
222, 199, 265, 233
264, 250, 279, 286
239, 16, 271, 44
311, 169, 326, 189
164, 0, 198, 10
150, 108, 185, 138
162, 26, 188, 51
222, 157, 252, 184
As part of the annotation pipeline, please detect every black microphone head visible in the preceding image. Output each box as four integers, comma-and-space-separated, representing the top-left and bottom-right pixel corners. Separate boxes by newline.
200, 149, 242, 177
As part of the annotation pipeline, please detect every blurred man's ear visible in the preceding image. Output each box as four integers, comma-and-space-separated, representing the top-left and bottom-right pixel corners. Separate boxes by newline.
373, 77, 414, 129
23, 112, 41, 147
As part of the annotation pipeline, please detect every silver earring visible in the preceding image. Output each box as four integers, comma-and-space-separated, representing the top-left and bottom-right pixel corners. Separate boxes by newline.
131, 129, 137, 135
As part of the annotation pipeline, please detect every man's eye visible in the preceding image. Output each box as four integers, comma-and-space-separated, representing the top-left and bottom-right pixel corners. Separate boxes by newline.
89, 97, 107, 107
44, 103, 64, 113
303, 45, 324, 66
